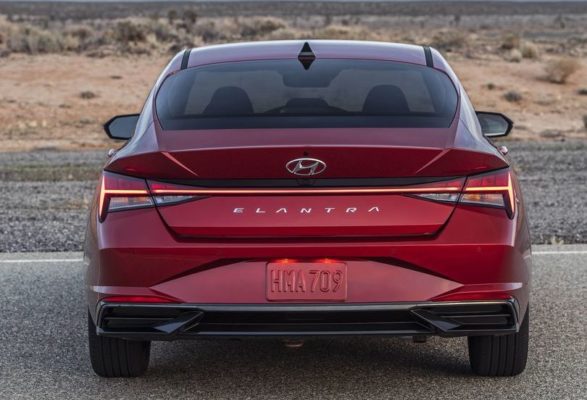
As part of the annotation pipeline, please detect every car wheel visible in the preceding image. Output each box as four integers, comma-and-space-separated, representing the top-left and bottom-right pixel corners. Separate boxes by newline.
468, 306, 529, 376
88, 311, 151, 377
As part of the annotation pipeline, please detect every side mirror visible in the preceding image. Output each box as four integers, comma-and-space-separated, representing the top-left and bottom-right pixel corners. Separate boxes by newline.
104, 114, 140, 140
476, 112, 513, 138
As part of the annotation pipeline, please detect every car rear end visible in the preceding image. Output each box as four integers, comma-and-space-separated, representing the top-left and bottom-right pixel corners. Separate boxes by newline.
85, 41, 530, 377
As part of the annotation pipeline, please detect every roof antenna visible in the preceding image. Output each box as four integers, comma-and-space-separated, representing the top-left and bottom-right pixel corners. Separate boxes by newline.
298, 42, 315, 70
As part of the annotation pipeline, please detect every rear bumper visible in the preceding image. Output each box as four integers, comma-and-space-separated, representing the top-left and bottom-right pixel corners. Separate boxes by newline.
95, 300, 519, 340
85, 202, 532, 327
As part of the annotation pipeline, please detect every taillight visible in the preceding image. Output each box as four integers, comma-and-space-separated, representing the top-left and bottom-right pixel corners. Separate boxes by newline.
147, 181, 204, 205
411, 178, 465, 204
461, 168, 515, 218
98, 172, 153, 221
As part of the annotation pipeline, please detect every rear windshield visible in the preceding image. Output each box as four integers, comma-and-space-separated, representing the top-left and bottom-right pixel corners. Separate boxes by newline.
156, 59, 458, 130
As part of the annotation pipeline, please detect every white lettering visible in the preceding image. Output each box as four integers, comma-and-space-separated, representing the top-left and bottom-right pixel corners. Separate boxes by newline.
232, 206, 382, 215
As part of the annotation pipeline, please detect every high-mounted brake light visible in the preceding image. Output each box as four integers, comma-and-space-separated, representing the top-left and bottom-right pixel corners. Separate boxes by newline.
98, 172, 153, 221
461, 169, 515, 218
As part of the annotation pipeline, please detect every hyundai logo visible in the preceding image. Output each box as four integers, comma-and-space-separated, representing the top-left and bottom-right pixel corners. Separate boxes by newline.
286, 158, 327, 176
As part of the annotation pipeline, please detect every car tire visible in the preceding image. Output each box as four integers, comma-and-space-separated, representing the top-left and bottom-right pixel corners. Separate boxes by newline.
468, 306, 529, 376
88, 312, 151, 377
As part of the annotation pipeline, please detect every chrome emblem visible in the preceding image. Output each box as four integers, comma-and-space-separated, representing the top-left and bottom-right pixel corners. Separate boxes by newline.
286, 158, 327, 176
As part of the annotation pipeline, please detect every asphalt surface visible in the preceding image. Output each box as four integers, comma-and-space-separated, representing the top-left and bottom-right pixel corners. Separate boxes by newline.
1, 141, 586, 252
0, 245, 585, 399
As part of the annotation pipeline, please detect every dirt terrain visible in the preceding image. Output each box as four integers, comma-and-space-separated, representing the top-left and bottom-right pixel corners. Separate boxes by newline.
0, 1, 586, 151
0, 53, 585, 151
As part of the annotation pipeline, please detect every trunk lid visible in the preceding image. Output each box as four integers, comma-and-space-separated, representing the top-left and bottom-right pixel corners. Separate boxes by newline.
107, 127, 507, 239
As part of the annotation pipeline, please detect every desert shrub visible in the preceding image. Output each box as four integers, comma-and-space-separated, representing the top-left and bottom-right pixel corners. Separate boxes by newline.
145, 19, 178, 43
239, 17, 286, 38
183, 9, 199, 25
520, 41, 540, 59
500, 34, 540, 60
65, 25, 94, 44
583, 115, 587, 130
544, 58, 581, 84
501, 33, 520, 50
506, 49, 522, 63
578, 88, 587, 96
503, 90, 523, 103
111, 20, 148, 44
167, 9, 178, 25
265, 28, 299, 41
430, 30, 468, 52
80, 91, 97, 99
61, 35, 81, 52
6, 26, 66, 54
193, 20, 220, 43
313, 25, 378, 41
314, 25, 354, 40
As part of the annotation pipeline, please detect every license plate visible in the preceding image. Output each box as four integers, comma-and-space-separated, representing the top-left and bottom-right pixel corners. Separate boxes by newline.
266, 262, 347, 301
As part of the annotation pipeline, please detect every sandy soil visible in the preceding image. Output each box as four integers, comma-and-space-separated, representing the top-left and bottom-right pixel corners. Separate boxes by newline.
0, 52, 585, 151
0, 54, 167, 151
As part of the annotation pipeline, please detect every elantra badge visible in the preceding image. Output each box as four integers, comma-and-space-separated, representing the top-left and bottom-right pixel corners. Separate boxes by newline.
286, 158, 326, 176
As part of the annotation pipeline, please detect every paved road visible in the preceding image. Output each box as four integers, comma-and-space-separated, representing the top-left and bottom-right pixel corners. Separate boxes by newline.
0, 245, 585, 399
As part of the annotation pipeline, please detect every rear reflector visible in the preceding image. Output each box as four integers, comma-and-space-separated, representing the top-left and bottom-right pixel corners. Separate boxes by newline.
432, 292, 514, 302
102, 295, 176, 303
461, 168, 515, 218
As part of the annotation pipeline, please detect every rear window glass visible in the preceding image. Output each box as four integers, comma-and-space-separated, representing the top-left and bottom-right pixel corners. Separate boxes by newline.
156, 59, 458, 130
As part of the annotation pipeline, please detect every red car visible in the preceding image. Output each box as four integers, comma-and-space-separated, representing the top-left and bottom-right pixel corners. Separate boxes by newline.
85, 40, 530, 377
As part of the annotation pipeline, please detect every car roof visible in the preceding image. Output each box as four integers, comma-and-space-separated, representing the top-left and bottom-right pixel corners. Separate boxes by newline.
180, 40, 430, 69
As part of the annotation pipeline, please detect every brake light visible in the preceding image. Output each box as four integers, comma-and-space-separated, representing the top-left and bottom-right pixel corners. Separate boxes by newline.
461, 169, 515, 218
98, 172, 153, 221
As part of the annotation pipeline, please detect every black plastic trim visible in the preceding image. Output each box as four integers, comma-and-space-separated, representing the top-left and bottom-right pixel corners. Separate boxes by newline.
476, 111, 514, 137
423, 46, 434, 67
96, 300, 518, 340
180, 48, 191, 70
103, 113, 140, 140
298, 41, 316, 70
154, 176, 461, 189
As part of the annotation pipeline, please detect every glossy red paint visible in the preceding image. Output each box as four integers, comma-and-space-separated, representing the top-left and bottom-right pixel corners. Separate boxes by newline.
85, 41, 531, 337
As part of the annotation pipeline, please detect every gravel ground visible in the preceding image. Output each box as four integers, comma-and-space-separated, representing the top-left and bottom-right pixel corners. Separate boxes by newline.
0, 247, 585, 399
0, 140, 585, 252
